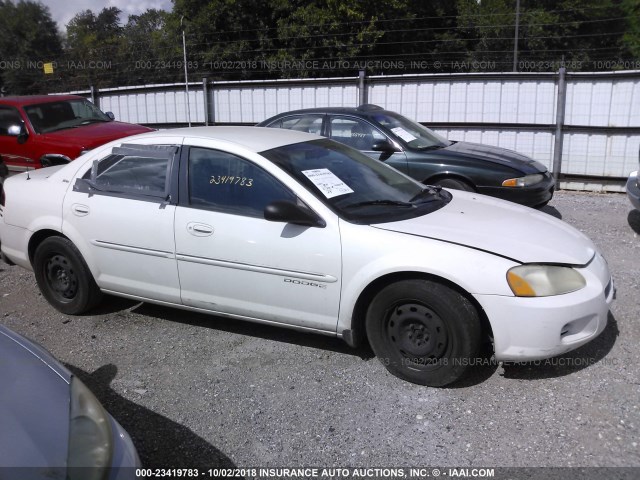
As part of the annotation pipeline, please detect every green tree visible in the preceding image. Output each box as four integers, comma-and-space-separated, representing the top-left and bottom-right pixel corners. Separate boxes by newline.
172, 0, 415, 78
64, 7, 123, 89
159, 0, 640, 77
120, 9, 183, 84
267, 0, 389, 76
367, 0, 465, 73
173, 0, 275, 78
66, 6, 123, 50
529, 0, 630, 71
456, 0, 634, 72
621, 0, 640, 59
0, 0, 62, 94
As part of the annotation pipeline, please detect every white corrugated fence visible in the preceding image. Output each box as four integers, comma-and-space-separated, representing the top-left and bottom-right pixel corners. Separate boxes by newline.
67, 70, 640, 191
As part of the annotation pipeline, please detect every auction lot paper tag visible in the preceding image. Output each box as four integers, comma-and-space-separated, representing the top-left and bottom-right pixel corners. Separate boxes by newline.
391, 127, 417, 143
302, 168, 354, 198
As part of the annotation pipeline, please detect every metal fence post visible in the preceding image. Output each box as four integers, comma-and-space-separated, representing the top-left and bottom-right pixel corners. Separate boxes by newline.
358, 70, 367, 106
202, 78, 209, 126
208, 80, 215, 125
552, 67, 567, 186
90, 85, 99, 108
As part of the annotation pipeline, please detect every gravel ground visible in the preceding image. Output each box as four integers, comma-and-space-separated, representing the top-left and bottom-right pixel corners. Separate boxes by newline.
1, 190, 639, 470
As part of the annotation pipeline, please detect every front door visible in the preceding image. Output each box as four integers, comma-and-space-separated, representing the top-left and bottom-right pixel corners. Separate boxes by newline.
327, 115, 409, 173
0, 106, 32, 171
174, 145, 342, 332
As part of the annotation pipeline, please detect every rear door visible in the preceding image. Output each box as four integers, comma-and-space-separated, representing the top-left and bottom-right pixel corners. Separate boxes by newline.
63, 139, 182, 303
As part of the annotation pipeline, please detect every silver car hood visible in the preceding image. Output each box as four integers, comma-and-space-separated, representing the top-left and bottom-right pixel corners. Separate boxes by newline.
0, 326, 70, 470
373, 191, 595, 265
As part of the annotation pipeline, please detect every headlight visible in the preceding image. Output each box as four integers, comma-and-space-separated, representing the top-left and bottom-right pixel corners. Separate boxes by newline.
67, 377, 113, 479
507, 264, 586, 297
502, 174, 543, 187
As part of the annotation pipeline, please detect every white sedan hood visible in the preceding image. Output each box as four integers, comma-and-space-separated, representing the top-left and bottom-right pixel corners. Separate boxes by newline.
373, 191, 596, 265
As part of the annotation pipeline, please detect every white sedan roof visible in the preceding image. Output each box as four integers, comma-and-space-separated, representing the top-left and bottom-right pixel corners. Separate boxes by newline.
146, 126, 323, 152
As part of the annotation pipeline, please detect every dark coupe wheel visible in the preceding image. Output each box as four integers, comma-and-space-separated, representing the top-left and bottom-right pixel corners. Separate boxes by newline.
433, 178, 474, 192
366, 279, 481, 387
33, 237, 102, 315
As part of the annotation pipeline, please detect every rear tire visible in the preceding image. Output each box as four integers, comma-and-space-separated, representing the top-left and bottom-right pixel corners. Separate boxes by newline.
433, 178, 474, 192
33, 236, 102, 315
366, 279, 481, 387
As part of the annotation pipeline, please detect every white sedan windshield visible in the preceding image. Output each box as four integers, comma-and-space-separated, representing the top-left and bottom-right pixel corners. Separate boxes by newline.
262, 138, 450, 223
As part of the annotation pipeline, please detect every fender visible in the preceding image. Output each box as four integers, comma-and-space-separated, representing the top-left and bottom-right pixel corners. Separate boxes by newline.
336, 221, 518, 336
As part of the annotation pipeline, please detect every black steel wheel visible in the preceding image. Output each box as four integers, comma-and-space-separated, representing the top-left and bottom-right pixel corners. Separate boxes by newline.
45, 253, 79, 301
33, 236, 102, 315
366, 279, 481, 387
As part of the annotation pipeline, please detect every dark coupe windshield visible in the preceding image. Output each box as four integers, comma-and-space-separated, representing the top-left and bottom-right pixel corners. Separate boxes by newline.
24, 99, 111, 134
369, 111, 451, 150
262, 139, 450, 223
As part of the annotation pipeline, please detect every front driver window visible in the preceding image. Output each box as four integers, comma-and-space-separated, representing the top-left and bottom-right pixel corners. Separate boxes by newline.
188, 147, 296, 217
328, 117, 386, 151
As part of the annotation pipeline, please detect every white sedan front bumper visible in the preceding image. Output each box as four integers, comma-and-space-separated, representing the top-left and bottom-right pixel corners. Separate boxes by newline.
475, 252, 614, 361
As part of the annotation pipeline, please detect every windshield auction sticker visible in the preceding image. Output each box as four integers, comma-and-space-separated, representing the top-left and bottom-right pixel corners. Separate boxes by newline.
391, 127, 418, 143
302, 168, 354, 198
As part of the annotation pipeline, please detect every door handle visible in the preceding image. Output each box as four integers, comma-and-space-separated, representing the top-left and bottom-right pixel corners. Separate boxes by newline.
71, 204, 90, 216
187, 222, 214, 236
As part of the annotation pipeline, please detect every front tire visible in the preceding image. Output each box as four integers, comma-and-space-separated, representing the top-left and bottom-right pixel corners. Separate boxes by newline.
33, 236, 102, 315
366, 279, 481, 387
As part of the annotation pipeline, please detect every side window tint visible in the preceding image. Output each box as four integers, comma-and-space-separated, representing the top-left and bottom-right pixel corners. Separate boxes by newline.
0, 107, 23, 136
81, 145, 176, 198
278, 115, 324, 135
329, 117, 386, 151
188, 147, 296, 217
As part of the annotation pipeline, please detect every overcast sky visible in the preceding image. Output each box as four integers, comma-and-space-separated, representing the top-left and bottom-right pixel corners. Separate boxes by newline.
42, 0, 173, 31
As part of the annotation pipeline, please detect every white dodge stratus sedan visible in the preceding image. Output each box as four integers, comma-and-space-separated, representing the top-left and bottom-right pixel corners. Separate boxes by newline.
0, 127, 614, 386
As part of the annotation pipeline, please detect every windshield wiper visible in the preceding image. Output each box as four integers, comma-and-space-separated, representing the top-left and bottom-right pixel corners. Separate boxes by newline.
409, 185, 443, 203
415, 144, 446, 151
43, 125, 75, 133
80, 119, 110, 125
345, 199, 414, 209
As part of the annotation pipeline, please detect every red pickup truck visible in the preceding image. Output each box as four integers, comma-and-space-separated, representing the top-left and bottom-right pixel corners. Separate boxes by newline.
0, 95, 153, 171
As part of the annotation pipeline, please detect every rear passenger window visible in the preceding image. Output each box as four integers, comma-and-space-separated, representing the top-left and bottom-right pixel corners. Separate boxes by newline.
269, 115, 324, 135
79, 144, 177, 199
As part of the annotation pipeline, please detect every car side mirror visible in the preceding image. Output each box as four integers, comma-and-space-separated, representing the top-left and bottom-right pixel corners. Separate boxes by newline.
372, 140, 399, 153
264, 200, 326, 228
105, 112, 115, 121
8, 124, 28, 144
7, 125, 21, 136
